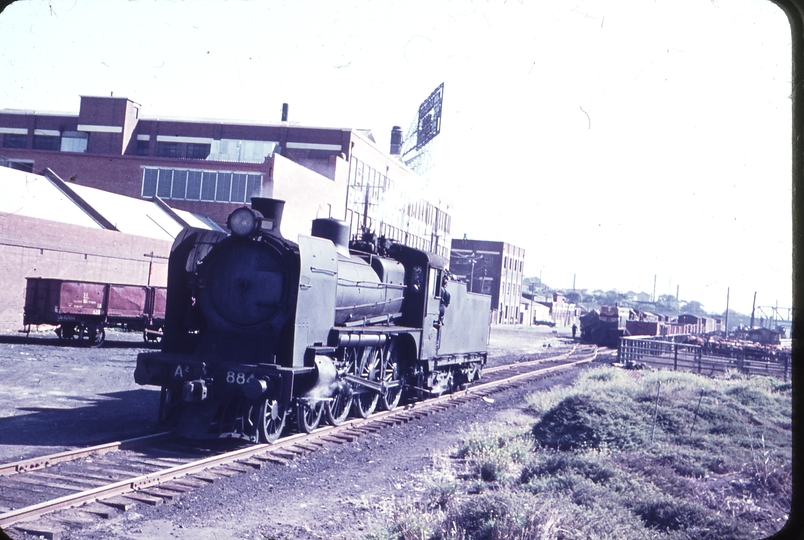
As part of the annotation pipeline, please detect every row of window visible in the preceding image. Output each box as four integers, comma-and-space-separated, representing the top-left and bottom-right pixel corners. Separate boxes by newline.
343, 208, 449, 258
503, 256, 524, 273
141, 167, 262, 204
347, 156, 452, 236
2, 132, 88, 152
3, 133, 268, 164
137, 141, 212, 159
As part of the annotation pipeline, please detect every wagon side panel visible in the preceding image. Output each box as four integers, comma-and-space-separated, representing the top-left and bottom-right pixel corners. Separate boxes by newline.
108, 285, 148, 319
58, 281, 108, 317
23, 277, 56, 325
150, 287, 167, 321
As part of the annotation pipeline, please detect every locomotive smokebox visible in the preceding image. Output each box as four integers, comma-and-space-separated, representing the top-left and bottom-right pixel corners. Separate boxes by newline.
251, 198, 285, 237
311, 218, 350, 256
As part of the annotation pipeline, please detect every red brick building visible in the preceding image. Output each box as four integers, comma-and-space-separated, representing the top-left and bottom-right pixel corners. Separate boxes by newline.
0, 95, 452, 255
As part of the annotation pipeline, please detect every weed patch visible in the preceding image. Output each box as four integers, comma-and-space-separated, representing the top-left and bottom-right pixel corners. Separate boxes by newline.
531, 391, 651, 451
367, 367, 791, 540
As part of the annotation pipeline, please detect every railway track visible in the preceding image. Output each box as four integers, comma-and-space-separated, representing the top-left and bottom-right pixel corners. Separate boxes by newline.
0, 344, 596, 538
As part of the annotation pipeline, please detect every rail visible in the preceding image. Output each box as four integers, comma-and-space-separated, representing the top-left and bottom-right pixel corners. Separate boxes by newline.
0, 348, 596, 531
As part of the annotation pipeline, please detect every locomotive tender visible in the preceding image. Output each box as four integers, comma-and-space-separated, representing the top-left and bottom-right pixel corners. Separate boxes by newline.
135, 198, 491, 443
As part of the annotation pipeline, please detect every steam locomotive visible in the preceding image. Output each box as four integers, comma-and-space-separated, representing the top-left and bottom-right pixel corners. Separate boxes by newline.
134, 198, 491, 443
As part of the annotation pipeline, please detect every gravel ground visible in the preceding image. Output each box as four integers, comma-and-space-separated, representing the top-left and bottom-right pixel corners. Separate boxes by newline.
0, 324, 594, 540
0, 328, 161, 464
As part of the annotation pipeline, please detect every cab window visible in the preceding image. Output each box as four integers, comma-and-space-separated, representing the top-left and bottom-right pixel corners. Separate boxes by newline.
431, 268, 442, 298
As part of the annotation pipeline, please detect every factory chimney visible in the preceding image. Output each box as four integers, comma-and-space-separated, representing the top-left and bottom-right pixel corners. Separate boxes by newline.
390, 126, 403, 155
281, 103, 289, 122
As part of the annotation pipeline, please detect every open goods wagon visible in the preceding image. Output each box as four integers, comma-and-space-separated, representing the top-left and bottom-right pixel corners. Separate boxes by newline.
23, 277, 166, 346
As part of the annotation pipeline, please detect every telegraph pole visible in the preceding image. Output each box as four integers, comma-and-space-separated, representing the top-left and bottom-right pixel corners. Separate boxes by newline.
724, 288, 730, 337
750, 291, 757, 328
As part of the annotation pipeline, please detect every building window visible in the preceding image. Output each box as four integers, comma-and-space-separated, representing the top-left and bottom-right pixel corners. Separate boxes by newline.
2, 133, 26, 149
136, 140, 150, 156
8, 160, 34, 172
186, 171, 202, 200
186, 143, 211, 159
141, 167, 262, 203
157, 169, 173, 198
171, 170, 188, 199
157, 142, 182, 158
231, 173, 247, 202
215, 172, 232, 202
201, 172, 217, 201
142, 168, 158, 197
33, 135, 60, 151
245, 175, 261, 202
60, 131, 88, 153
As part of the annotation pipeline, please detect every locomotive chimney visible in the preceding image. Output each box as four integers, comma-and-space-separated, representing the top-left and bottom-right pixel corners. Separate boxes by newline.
251, 197, 285, 238
390, 126, 403, 155
311, 218, 350, 256
281, 103, 289, 122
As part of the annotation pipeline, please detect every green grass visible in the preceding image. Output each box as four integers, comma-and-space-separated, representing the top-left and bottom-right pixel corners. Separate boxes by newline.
366, 366, 792, 540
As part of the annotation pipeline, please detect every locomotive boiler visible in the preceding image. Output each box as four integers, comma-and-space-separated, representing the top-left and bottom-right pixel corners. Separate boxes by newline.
135, 198, 491, 443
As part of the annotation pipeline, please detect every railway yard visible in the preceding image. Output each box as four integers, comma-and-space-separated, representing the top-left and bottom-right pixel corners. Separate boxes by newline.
0, 325, 596, 540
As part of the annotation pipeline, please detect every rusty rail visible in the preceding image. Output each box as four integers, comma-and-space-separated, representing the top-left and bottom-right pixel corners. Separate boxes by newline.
0, 348, 596, 530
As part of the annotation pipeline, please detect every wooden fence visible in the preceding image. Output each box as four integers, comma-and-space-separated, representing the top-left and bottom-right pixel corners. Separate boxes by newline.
618, 337, 791, 381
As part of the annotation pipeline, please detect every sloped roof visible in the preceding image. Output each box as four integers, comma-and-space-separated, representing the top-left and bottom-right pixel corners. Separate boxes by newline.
173, 208, 222, 230
0, 166, 222, 240
0, 167, 103, 229
70, 184, 185, 240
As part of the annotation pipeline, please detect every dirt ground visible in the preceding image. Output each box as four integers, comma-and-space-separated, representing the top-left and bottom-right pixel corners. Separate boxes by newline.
0, 324, 589, 540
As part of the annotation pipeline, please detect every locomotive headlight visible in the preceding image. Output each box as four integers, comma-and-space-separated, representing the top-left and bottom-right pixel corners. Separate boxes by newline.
227, 207, 263, 237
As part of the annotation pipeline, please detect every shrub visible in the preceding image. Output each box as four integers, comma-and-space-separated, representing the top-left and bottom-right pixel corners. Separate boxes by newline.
446, 491, 542, 540
456, 424, 533, 484
531, 393, 650, 451
631, 496, 756, 540
366, 497, 444, 540
725, 385, 774, 408
420, 454, 460, 510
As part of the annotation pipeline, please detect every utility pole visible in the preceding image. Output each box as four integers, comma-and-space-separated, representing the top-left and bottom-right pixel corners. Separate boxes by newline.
750, 291, 757, 328
653, 274, 657, 302
573, 274, 576, 291
724, 287, 730, 337
469, 254, 476, 293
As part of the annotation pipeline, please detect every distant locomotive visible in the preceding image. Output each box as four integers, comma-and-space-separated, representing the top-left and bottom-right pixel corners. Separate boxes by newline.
579, 305, 626, 348
135, 198, 491, 442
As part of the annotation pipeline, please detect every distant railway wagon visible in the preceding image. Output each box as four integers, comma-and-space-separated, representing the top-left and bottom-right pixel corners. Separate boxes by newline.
23, 278, 166, 346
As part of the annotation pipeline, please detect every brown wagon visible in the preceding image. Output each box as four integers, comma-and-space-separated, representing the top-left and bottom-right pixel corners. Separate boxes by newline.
23, 278, 166, 346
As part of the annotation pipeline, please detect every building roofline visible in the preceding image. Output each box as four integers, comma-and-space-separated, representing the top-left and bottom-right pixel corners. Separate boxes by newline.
0, 106, 360, 134
79, 95, 142, 106
42, 168, 120, 231
0, 108, 77, 116
152, 196, 191, 229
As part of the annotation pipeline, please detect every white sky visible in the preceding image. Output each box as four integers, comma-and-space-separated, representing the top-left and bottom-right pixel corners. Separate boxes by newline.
0, 0, 792, 316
